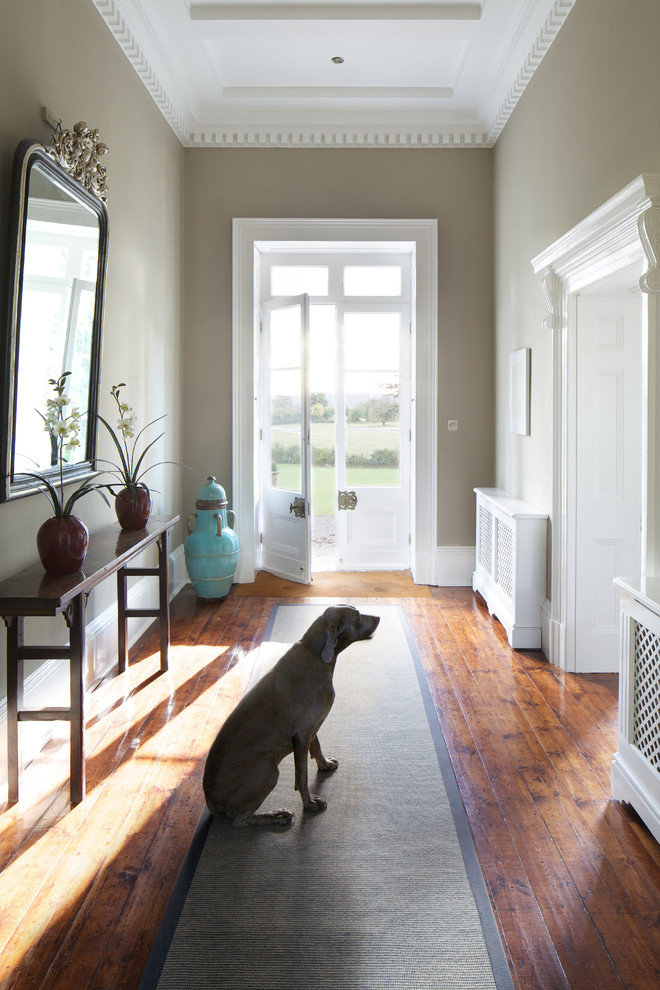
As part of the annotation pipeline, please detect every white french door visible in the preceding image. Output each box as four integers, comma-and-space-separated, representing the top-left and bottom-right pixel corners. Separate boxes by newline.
259, 249, 412, 574
260, 295, 311, 583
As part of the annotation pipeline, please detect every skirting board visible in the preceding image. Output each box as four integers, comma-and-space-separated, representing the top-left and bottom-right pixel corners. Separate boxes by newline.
540, 598, 563, 668
433, 546, 475, 586
0, 544, 187, 791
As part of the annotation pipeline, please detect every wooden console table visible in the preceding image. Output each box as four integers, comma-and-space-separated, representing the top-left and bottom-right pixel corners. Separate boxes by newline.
0, 513, 178, 805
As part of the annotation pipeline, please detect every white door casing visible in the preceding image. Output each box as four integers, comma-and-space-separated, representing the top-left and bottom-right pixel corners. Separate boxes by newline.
573, 294, 642, 673
532, 175, 660, 671
232, 218, 438, 585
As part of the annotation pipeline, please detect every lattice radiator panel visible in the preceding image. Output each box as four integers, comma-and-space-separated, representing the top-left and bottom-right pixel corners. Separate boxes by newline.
478, 507, 493, 575
495, 520, 513, 599
633, 620, 660, 771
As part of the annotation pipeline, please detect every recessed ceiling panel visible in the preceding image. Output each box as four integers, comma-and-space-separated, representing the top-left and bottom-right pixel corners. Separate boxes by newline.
201, 27, 469, 95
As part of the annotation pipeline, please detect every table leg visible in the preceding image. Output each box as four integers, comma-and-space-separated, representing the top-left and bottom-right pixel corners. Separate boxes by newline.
117, 567, 128, 674
68, 593, 86, 804
5, 616, 24, 803
158, 529, 170, 672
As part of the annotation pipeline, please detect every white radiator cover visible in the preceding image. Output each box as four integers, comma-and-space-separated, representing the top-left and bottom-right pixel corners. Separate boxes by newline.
472, 488, 547, 649
612, 577, 660, 844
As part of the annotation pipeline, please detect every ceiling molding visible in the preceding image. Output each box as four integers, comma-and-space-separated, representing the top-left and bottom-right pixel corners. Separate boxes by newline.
92, 0, 575, 149
486, 0, 576, 144
92, 0, 192, 144
189, 125, 489, 148
190, 3, 482, 20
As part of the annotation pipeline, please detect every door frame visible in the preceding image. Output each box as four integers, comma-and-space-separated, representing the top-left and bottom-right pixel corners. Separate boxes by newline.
532, 174, 660, 671
232, 217, 438, 585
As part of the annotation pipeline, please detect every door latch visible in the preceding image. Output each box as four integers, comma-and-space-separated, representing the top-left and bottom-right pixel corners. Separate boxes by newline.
338, 490, 358, 511
289, 496, 306, 519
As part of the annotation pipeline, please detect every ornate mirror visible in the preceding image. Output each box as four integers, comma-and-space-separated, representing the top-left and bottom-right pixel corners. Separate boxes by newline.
1, 126, 109, 501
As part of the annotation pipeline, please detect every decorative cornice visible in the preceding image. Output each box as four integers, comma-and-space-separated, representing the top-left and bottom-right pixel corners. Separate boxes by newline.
532, 174, 660, 293
487, 0, 576, 145
189, 126, 489, 148
533, 175, 660, 331
638, 206, 660, 293
92, 0, 576, 149
90, 0, 191, 145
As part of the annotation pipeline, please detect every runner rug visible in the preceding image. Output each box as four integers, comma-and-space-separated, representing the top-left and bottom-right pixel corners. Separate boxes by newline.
140, 605, 513, 990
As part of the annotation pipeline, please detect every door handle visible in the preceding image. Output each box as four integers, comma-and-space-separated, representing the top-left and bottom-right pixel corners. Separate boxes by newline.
338, 490, 358, 511
289, 496, 306, 519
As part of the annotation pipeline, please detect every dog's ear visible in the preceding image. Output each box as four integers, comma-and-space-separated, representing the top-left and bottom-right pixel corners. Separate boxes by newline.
321, 621, 339, 663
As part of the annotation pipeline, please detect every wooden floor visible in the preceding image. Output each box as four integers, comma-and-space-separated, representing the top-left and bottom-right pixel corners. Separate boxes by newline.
1, 581, 660, 988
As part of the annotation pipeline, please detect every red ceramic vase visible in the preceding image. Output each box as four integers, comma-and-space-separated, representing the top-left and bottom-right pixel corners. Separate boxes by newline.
115, 486, 152, 530
37, 516, 89, 574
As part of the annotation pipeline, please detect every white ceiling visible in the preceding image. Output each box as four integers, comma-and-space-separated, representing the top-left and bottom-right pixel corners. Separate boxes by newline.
91, 0, 575, 148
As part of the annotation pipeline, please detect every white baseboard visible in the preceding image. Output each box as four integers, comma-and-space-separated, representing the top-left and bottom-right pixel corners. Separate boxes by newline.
0, 543, 187, 790
541, 598, 551, 661
541, 598, 565, 667
432, 547, 475, 586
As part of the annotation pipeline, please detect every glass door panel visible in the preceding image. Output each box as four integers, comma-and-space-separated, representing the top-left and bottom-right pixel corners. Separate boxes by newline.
336, 305, 410, 569
343, 312, 401, 488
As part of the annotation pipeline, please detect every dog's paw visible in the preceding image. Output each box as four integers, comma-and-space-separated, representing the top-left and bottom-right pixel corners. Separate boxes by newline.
318, 757, 339, 773
270, 809, 295, 826
304, 795, 327, 814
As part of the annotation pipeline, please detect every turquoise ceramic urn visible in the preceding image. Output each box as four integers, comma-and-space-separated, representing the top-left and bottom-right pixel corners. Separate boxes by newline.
184, 476, 239, 600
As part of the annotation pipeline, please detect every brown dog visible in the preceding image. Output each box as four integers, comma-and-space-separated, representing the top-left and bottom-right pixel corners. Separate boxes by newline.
203, 605, 380, 827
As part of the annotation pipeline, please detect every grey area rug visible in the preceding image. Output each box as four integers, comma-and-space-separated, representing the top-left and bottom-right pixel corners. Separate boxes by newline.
141, 604, 514, 989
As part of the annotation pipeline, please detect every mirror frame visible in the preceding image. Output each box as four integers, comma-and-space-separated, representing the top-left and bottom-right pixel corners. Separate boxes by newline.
1, 138, 109, 502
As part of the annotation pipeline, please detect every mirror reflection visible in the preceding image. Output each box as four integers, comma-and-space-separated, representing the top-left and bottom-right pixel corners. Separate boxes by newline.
2, 141, 108, 500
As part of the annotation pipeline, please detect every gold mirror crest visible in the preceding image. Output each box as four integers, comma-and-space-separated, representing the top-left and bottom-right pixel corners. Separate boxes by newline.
47, 121, 109, 202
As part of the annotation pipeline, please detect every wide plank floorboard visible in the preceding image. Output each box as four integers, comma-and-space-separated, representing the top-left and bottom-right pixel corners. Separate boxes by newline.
1, 582, 660, 988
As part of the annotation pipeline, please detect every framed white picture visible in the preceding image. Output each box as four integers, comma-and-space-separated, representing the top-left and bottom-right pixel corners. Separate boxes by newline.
509, 348, 530, 435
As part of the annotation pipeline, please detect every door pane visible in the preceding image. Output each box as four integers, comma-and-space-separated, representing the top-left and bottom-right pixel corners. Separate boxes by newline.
343, 312, 400, 487
269, 306, 303, 490
343, 266, 402, 296
271, 265, 328, 296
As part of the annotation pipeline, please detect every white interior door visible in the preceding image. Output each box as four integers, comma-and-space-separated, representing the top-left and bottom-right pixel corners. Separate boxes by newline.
260, 295, 311, 583
335, 304, 411, 568
574, 294, 642, 672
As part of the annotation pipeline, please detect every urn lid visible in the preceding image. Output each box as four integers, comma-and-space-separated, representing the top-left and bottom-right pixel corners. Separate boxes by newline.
196, 475, 228, 510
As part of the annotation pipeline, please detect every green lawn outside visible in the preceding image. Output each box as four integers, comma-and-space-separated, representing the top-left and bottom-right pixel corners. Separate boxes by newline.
274, 422, 399, 456
274, 464, 398, 516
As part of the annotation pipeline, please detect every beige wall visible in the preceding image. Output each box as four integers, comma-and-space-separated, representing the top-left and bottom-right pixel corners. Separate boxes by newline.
0, 1, 184, 704
182, 148, 494, 549
493, 0, 660, 522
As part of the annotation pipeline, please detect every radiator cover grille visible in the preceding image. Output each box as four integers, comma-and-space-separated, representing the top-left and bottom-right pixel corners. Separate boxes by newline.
478, 507, 493, 575
495, 520, 514, 599
633, 620, 660, 771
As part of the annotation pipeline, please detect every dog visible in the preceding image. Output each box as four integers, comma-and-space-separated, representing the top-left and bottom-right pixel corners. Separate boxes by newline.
203, 605, 380, 827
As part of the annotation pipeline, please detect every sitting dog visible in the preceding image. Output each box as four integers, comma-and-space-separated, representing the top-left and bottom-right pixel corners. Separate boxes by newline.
203, 605, 380, 827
